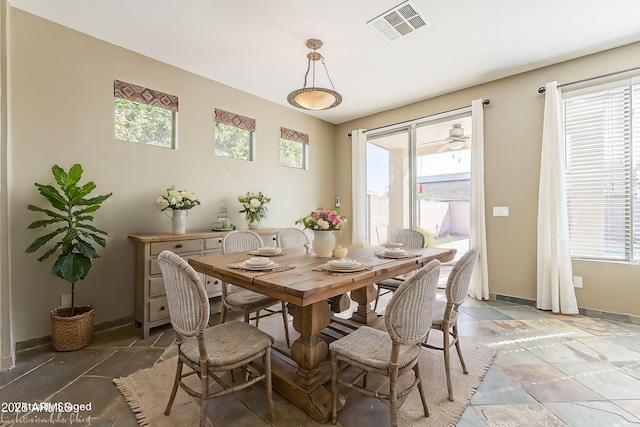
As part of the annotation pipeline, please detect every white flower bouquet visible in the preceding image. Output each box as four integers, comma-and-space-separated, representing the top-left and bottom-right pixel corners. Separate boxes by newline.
156, 186, 200, 211
238, 191, 270, 222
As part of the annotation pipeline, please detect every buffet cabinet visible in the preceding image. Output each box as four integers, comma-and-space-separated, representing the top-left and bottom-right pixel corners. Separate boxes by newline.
128, 229, 279, 338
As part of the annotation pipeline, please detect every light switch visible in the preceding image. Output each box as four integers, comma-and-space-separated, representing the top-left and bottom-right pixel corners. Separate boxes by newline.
493, 206, 509, 217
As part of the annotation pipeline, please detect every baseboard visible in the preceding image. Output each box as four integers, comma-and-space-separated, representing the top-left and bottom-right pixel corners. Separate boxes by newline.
15, 315, 134, 352
491, 293, 640, 325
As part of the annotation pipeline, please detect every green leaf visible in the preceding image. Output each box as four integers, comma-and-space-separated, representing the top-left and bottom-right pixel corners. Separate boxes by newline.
77, 223, 107, 235
37, 243, 62, 262
67, 164, 83, 186
35, 184, 67, 211
26, 228, 66, 254
52, 252, 91, 283
27, 205, 67, 221
51, 165, 69, 189
76, 193, 112, 206
74, 205, 101, 215
27, 218, 64, 229
76, 239, 99, 259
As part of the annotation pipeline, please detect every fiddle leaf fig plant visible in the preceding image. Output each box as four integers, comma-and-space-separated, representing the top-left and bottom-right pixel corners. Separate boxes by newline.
26, 164, 112, 314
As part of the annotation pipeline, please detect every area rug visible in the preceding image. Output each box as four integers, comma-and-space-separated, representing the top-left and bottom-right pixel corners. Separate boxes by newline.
114, 337, 495, 426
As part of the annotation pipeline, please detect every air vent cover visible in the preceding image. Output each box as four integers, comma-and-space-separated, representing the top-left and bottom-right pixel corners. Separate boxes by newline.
368, 1, 430, 42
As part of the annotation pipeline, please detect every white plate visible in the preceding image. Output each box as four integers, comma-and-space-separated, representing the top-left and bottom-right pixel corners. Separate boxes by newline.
385, 248, 406, 256
324, 262, 362, 272
245, 257, 271, 266
239, 261, 279, 270
328, 259, 359, 268
257, 247, 282, 255
383, 252, 410, 258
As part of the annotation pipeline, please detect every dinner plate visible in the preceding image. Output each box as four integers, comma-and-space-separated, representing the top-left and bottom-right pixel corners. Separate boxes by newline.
327, 259, 359, 268
257, 247, 282, 255
324, 262, 362, 272
383, 252, 410, 258
212, 228, 235, 231
239, 261, 279, 270
245, 257, 271, 266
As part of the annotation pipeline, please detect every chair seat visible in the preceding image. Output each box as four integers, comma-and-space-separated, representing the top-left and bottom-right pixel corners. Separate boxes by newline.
181, 320, 274, 367
329, 326, 421, 371
376, 278, 403, 291
225, 289, 278, 311
430, 300, 457, 328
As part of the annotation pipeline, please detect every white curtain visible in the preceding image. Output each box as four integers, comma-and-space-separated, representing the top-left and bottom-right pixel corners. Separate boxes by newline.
351, 129, 368, 247
469, 99, 489, 300
537, 82, 579, 314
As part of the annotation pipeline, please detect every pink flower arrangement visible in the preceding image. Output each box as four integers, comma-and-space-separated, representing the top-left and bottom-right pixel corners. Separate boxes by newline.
296, 209, 346, 231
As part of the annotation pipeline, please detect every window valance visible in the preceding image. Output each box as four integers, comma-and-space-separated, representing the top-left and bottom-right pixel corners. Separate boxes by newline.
215, 109, 256, 132
114, 80, 179, 112
281, 127, 309, 145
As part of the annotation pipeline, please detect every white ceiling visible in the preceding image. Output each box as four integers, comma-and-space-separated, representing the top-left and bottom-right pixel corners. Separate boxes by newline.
10, 0, 640, 125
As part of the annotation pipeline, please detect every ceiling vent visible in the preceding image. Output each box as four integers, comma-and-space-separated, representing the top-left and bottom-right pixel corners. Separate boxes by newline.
368, 1, 430, 42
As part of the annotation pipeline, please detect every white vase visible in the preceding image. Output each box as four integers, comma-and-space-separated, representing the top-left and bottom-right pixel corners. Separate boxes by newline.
247, 217, 260, 229
312, 230, 335, 257
166, 209, 188, 234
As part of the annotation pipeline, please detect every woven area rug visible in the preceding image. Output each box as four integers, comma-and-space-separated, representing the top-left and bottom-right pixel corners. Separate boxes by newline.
114, 337, 495, 426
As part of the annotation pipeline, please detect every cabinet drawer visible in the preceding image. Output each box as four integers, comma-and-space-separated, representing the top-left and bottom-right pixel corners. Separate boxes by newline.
204, 275, 222, 296
149, 297, 170, 322
205, 237, 223, 250
149, 277, 166, 297
150, 254, 200, 275
150, 239, 203, 255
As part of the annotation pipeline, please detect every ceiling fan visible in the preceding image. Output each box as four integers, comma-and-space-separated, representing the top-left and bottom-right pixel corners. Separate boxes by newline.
420, 124, 472, 153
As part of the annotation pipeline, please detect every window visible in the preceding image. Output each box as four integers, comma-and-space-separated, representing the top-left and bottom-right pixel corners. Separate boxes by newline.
280, 127, 308, 169
563, 78, 640, 261
215, 109, 255, 160
114, 80, 178, 148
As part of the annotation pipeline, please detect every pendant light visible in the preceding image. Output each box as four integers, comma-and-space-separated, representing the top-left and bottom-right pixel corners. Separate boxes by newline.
287, 39, 342, 110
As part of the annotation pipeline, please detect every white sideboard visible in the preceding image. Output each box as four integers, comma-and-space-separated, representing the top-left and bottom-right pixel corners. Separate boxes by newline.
128, 229, 279, 338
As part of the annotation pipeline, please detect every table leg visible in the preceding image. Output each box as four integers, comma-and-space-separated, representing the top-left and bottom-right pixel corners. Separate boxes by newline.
349, 284, 378, 324
270, 300, 341, 423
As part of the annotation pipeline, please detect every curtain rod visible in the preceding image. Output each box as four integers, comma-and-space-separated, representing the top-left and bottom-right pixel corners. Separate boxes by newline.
537, 65, 640, 94
347, 99, 490, 137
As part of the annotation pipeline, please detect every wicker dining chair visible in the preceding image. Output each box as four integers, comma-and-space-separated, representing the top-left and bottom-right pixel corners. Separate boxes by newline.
276, 227, 310, 250
330, 259, 441, 427
157, 250, 276, 426
220, 230, 290, 347
423, 248, 478, 401
373, 228, 426, 311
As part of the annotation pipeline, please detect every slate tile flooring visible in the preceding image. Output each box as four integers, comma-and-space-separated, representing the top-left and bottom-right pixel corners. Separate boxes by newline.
2, 292, 640, 426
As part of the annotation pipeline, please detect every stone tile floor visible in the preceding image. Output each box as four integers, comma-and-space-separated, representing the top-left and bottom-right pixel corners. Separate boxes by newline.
2, 290, 640, 426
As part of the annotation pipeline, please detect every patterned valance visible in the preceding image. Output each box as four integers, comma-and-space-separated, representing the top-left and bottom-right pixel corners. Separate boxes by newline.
215, 109, 256, 132
114, 80, 179, 112
281, 127, 309, 145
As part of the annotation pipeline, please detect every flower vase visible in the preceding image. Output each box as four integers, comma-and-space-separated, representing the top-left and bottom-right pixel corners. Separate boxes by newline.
166, 209, 188, 234
312, 230, 336, 257
247, 218, 260, 229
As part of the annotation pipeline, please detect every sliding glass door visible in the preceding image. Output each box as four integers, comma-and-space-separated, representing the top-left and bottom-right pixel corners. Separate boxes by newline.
365, 111, 471, 255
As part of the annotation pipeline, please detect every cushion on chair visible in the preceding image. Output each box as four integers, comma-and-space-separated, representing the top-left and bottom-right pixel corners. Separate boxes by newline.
180, 320, 274, 367
329, 326, 421, 371
376, 278, 403, 291
429, 300, 457, 328
225, 289, 278, 311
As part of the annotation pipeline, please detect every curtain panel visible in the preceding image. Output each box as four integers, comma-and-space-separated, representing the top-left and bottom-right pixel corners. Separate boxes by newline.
537, 81, 579, 314
469, 98, 489, 300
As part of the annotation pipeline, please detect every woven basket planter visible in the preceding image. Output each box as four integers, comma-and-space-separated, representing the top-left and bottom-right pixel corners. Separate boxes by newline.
50, 305, 95, 351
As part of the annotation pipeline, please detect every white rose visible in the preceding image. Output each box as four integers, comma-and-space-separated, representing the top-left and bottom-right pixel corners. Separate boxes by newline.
156, 197, 169, 208
250, 198, 261, 208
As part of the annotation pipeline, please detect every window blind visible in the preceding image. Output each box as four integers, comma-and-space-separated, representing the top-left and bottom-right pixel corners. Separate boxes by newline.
563, 81, 640, 261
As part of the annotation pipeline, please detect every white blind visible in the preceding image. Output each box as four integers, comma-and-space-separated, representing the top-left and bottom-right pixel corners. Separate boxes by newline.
563, 81, 640, 261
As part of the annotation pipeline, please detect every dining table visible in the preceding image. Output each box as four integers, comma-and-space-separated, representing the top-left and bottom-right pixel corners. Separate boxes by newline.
189, 244, 456, 423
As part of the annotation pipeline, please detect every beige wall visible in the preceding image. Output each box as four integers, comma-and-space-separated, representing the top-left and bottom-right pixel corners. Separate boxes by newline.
9, 7, 640, 344
336, 42, 640, 318
9, 9, 336, 342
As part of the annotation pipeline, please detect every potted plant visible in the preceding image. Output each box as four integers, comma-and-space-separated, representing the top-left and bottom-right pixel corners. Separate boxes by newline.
26, 164, 112, 351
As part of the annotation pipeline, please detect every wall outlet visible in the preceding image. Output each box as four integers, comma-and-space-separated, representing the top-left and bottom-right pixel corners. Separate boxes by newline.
60, 293, 72, 308
573, 276, 583, 288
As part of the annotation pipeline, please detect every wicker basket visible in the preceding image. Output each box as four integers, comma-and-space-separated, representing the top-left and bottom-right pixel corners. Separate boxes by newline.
50, 305, 95, 351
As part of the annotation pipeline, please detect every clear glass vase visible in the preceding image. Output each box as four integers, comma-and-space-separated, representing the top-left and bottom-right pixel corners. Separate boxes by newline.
247, 217, 260, 229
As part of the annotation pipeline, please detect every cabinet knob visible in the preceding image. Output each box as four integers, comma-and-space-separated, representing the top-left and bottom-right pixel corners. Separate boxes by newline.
175, 244, 183, 249
160, 306, 166, 311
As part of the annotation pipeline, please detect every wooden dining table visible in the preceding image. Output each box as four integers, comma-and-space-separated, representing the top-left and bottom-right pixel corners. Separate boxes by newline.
189, 245, 455, 423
